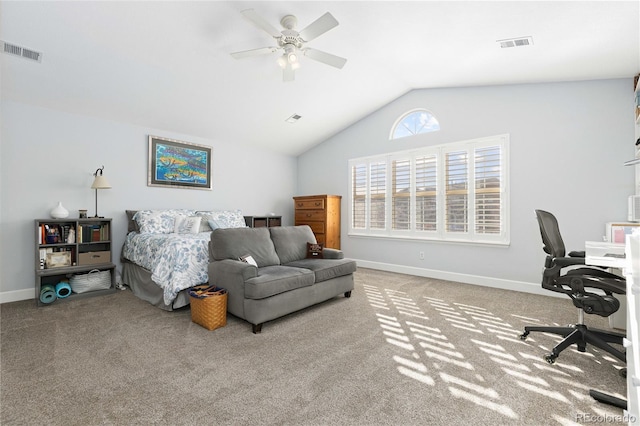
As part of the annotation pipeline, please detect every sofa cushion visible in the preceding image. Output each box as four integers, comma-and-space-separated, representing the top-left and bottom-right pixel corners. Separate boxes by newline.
285, 258, 357, 284
210, 227, 280, 267
244, 265, 315, 299
269, 226, 317, 264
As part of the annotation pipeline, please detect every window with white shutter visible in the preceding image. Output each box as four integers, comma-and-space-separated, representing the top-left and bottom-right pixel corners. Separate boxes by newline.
348, 134, 509, 245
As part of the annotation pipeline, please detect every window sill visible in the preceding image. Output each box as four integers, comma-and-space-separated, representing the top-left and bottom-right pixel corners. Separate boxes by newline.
347, 231, 510, 247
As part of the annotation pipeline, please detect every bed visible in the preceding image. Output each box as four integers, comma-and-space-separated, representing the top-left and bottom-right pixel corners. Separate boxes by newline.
121, 209, 247, 311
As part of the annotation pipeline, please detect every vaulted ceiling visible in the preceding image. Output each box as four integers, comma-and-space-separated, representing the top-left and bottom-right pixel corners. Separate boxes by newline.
2, 1, 638, 156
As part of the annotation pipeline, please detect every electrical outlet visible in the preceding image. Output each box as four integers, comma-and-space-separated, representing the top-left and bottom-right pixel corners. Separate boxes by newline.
419, 251, 425, 260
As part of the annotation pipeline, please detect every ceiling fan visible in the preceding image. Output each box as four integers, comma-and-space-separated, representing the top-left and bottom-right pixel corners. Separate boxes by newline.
230, 9, 347, 82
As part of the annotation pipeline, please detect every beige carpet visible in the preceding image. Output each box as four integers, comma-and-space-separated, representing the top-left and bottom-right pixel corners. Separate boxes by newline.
0, 268, 628, 425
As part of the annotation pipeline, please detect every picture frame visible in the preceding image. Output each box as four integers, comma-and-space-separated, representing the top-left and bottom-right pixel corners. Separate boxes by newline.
148, 135, 212, 190
46, 251, 72, 269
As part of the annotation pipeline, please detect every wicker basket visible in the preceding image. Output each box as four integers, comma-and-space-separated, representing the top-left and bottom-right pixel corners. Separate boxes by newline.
189, 285, 227, 331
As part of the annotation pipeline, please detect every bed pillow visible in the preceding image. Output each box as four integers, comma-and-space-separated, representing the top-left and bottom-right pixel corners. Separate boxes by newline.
196, 210, 247, 232
174, 216, 202, 234
134, 209, 195, 234
126, 210, 139, 233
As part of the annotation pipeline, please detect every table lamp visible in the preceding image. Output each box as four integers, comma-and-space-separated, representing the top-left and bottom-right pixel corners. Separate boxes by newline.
91, 166, 111, 218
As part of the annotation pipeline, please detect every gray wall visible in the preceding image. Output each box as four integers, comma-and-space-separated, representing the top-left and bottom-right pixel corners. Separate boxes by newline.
0, 100, 297, 300
297, 79, 636, 292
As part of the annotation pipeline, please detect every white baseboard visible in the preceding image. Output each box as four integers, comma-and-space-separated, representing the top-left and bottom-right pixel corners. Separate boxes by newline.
0, 288, 35, 304
1, 260, 555, 305
354, 259, 560, 298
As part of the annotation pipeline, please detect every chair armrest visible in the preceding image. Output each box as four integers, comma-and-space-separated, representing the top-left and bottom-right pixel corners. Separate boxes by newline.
553, 256, 585, 268
568, 250, 586, 258
322, 248, 344, 259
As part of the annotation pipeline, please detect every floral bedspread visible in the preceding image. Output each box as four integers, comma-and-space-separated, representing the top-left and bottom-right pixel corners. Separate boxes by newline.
122, 232, 210, 306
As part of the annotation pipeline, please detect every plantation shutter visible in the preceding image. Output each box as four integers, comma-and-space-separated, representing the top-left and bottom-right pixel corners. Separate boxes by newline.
352, 164, 367, 229
370, 161, 386, 229
415, 155, 437, 231
392, 159, 411, 230
445, 151, 468, 233
475, 146, 502, 234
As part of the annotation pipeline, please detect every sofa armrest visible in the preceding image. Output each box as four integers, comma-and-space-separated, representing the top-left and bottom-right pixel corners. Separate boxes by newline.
208, 259, 258, 318
322, 248, 344, 259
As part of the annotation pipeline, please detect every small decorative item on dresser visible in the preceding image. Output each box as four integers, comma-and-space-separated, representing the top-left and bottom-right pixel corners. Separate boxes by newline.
78, 209, 88, 219
50, 201, 69, 219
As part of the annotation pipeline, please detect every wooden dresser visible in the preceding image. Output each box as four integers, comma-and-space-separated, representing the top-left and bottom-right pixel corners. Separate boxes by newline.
293, 195, 342, 249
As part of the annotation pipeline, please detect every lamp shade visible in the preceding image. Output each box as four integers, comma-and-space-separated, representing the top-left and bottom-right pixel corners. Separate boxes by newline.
91, 175, 112, 189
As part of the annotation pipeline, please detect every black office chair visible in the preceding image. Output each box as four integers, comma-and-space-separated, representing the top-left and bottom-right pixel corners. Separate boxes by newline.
519, 209, 626, 367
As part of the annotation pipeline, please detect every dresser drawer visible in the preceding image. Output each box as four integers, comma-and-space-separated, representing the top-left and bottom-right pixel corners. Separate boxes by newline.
294, 198, 325, 210
295, 210, 325, 222
303, 222, 325, 234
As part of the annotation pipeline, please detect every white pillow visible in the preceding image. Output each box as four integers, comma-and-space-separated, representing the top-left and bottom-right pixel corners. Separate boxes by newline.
174, 216, 202, 234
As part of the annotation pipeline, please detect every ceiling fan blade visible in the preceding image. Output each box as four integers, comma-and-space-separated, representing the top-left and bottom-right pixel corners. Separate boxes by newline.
303, 48, 347, 69
240, 9, 282, 38
298, 12, 339, 42
283, 62, 295, 82
230, 46, 278, 59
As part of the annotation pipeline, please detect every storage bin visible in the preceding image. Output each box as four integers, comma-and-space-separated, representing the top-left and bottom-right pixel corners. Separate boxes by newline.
69, 269, 111, 293
78, 251, 111, 265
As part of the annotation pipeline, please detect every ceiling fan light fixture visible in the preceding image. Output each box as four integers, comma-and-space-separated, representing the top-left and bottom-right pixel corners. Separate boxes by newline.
284, 44, 298, 64
277, 54, 287, 69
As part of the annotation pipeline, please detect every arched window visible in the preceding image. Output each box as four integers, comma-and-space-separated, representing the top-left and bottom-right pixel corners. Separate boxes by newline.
390, 109, 440, 140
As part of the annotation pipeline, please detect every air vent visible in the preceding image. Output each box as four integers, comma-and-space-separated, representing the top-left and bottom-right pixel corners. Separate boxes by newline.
1, 41, 42, 62
497, 36, 533, 49
285, 114, 302, 124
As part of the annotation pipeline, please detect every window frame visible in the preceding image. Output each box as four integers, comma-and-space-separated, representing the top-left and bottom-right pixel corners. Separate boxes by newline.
348, 134, 510, 245
389, 108, 441, 140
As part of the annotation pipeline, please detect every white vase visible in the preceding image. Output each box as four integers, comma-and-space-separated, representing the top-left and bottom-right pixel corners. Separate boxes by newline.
50, 202, 69, 219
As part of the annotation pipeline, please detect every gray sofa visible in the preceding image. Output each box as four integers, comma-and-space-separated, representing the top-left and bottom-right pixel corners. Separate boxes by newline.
208, 225, 356, 333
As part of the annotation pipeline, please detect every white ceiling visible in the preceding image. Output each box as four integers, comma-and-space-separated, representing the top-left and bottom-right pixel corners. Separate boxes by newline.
1, 1, 639, 156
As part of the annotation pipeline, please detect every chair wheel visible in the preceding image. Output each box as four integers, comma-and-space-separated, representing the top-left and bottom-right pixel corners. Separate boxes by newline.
544, 354, 557, 364
519, 332, 529, 340
620, 368, 627, 379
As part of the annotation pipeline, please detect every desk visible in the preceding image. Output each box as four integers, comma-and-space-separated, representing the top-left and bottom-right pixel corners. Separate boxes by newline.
586, 241, 627, 330
585, 240, 637, 419
625, 236, 640, 423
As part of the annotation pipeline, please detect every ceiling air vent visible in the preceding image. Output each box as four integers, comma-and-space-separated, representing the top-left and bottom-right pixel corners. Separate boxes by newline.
1, 41, 42, 63
497, 36, 533, 49
285, 114, 302, 124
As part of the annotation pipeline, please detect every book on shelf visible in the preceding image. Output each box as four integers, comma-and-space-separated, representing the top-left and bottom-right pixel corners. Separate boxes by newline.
78, 223, 109, 243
